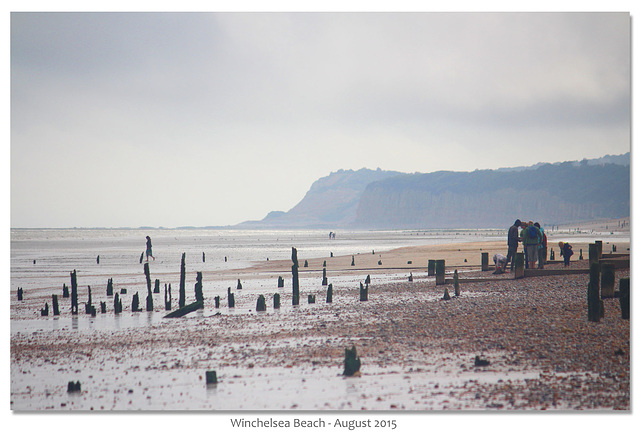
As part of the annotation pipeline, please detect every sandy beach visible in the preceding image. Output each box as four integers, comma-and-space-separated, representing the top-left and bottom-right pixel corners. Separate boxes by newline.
10, 223, 630, 413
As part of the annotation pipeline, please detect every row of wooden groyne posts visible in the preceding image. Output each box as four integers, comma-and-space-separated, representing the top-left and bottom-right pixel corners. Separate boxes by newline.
16, 242, 629, 322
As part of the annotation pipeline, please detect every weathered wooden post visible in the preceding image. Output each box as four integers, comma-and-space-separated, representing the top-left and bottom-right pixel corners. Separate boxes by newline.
600, 263, 615, 299
256, 295, 266, 311
579, 249, 583, 260
179, 253, 186, 308
619, 278, 630, 320
100, 301, 106, 314
114, 293, 121, 314
71, 270, 78, 315
435, 260, 445, 285
408, 272, 413, 282
144, 263, 153, 312
227, 288, 235, 308
277, 276, 284, 288
308, 294, 316, 304
365, 275, 371, 285
52, 294, 60, 316
17, 287, 23, 301
292, 247, 300, 306
595, 240, 603, 259
343, 345, 361, 376
481, 252, 489, 271
359, 282, 368, 301
85, 286, 93, 315
453, 269, 460, 297
322, 268, 328, 286
588, 263, 603, 322
202, 252, 206, 263
132, 292, 141, 312
97, 255, 100, 264
588, 244, 599, 267
428, 260, 435, 276
106, 278, 113, 296
165, 284, 172, 311
214, 295, 220, 309
67, 381, 81, 393
237, 279, 242, 290
351, 256, 355, 267
304, 260, 309, 268
273, 293, 280, 309
514, 253, 525, 279
139, 252, 144, 264
62, 284, 69, 298
41, 302, 49, 316
205, 371, 217, 385
195, 272, 204, 303
442, 287, 451, 301
154, 279, 160, 294
326, 284, 333, 303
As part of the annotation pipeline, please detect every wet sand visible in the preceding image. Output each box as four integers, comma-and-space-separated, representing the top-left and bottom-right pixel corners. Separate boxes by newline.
10, 234, 630, 412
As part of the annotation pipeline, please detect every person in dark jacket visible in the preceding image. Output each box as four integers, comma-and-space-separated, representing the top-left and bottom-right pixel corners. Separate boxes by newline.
145, 236, 155, 261
506, 219, 521, 271
558, 241, 573, 267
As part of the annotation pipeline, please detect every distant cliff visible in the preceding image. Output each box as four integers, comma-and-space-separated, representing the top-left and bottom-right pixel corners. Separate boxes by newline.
354, 162, 630, 229
239, 154, 630, 229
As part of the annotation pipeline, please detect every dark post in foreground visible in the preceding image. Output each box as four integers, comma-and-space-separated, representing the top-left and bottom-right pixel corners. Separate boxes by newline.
165, 284, 172, 311
144, 263, 153, 312
227, 288, 235, 308
343, 345, 361, 376
600, 263, 615, 299
85, 286, 93, 315
322, 268, 328, 286
514, 253, 525, 279
52, 294, 60, 316
588, 263, 604, 322
619, 278, 630, 320
428, 260, 435, 277
273, 293, 280, 309
588, 243, 599, 267
435, 260, 445, 285
256, 295, 266, 311
195, 272, 204, 303
205, 371, 217, 385
481, 252, 489, 271
326, 283, 333, 303
453, 269, 460, 296
292, 247, 300, 306
179, 253, 186, 309
114, 293, 122, 314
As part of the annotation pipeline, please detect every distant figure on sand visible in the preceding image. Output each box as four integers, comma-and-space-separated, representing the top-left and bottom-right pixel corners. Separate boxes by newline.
558, 241, 573, 267
145, 236, 155, 261
493, 253, 507, 274
506, 219, 521, 271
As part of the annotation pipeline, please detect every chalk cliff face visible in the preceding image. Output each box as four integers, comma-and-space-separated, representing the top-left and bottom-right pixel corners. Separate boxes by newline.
354, 162, 630, 229
240, 153, 629, 229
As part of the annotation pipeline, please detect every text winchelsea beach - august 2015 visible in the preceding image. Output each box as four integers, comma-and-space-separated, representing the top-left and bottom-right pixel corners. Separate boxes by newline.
229, 417, 397, 430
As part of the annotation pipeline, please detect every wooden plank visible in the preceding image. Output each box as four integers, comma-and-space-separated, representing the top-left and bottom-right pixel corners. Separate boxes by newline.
163, 300, 204, 318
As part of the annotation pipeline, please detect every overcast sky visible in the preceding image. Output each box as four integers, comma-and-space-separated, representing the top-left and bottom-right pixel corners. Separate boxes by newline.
10, 11, 631, 228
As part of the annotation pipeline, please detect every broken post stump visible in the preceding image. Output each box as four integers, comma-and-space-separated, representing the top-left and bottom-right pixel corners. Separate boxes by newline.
17, 287, 23, 301
114, 293, 122, 314
481, 252, 489, 271
579, 248, 583, 260
214, 295, 220, 309
435, 260, 445, 285
273, 293, 280, 309
453, 269, 460, 296
71, 270, 78, 315
41, 302, 49, 316
589, 244, 599, 267
304, 259, 308, 268
154, 279, 160, 294
144, 262, 153, 311
237, 279, 242, 290
308, 294, 316, 304
205, 371, 217, 385
326, 284, 333, 303
619, 278, 629, 320
165, 284, 172, 311
67, 381, 81, 393
588, 263, 603, 322
550, 248, 555, 260
351, 256, 355, 267
600, 263, 615, 299
408, 272, 413, 282
179, 253, 186, 308
195, 272, 204, 303
322, 268, 328, 286
132, 292, 141, 312
514, 253, 525, 279
106, 278, 113, 296
100, 301, 106, 314
595, 240, 603, 259
163, 300, 204, 318
365, 274, 371, 285
62, 284, 69, 298
256, 295, 266, 311
277, 276, 284, 288
428, 259, 435, 277
343, 345, 361, 376
228, 288, 235, 308
292, 247, 300, 306
359, 282, 368, 301
139, 252, 144, 264
52, 294, 60, 316
85, 285, 93, 315
442, 287, 451, 301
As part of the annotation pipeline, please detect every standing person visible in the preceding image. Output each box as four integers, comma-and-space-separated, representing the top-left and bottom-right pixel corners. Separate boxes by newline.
145, 236, 155, 261
506, 219, 521, 271
558, 241, 573, 267
522, 221, 542, 270
534, 222, 546, 269
520, 222, 529, 268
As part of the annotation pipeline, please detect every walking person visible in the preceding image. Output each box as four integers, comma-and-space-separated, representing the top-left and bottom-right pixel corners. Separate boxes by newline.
506, 219, 521, 271
145, 236, 155, 261
522, 221, 542, 270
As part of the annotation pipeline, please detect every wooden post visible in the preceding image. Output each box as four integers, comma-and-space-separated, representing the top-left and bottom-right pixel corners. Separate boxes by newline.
139, 252, 144, 264
453, 270, 460, 296
292, 247, 300, 306
435, 260, 445, 285
408, 272, 413, 282
114, 293, 121, 314
195, 272, 204, 303
442, 287, 451, 300
619, 278, 630, 320
40, 302, 49, 316
17, 287, 23, 301
256, 295, 266, 311
214, 295, 220, 309
277, 276, 284, 288
179, 253, 186, 308
304, 259, 309, 268
514, 253, 525, 279
154, 279, 160, 294
237, 279, 242, 290
595, 240, 603, 259
163, 300, 204, 318
85, 285, 93, 315
227, 288, 235, 308
71, 270, 78, 315
273, 293, 280, 309
579, 248, 583, 260
202, 252, 206, 263
97, 255, 100, 264
100, 301, 106, 314
588, 263, 603, 322
132, 292, 141, 312
106, 278, 113, 296
205, 371, 217, 385
588, 244, 599, 267
308, 294, 316, 304
62, 284, 69, 298
428, 259, 436, 276
52, 294, 60, 316
343, 345, 361, 376
165, 284, 172, 311
144, 263, 153, 312
351, 256, 355, 267
322, 268, 328, 286
326, 284, 333, 303
481, 252, 489, 271
600, 263, 615, 299
359, 282, 368, 301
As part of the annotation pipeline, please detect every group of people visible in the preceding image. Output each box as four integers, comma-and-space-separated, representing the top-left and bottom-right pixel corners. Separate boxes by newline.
494, 219, 573, 273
